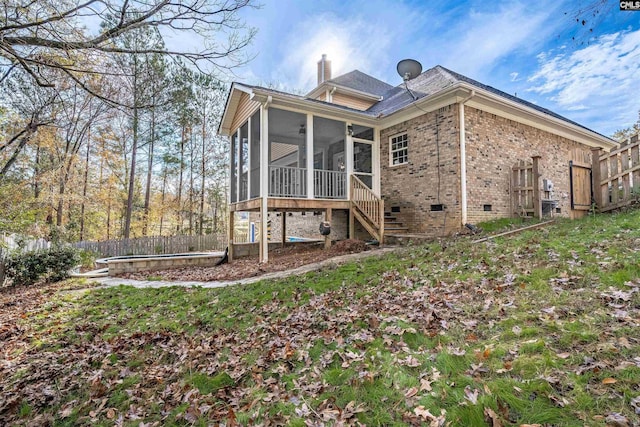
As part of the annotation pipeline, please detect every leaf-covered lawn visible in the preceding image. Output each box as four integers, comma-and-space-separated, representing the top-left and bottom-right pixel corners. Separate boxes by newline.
2, 210, 640, 426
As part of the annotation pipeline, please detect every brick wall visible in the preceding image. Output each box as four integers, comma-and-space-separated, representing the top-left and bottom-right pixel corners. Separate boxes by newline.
464, 107, 591, 223
379, 104, 593, 237
380, 105, 462, 236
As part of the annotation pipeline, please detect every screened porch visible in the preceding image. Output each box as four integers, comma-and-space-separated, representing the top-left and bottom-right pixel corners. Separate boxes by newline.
230, 107, 375, 203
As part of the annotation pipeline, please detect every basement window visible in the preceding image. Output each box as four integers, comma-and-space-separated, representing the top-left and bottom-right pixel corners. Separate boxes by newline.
556, 207, 561, 213
390, 133, 408, 166
483, 204, 492, 212
430, 204, 444, 212
391, 206, 401, 213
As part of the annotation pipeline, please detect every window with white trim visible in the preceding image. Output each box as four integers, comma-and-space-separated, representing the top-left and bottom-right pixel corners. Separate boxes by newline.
390, 133, 408, 166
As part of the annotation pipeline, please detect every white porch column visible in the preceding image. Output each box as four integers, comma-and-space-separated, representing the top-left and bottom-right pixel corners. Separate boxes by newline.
235, 128, 241, 203
373, 126, 381, 196
260, 105, 269, 262
247, 115, 252, 199
306, 114, 314, 199
345, 123, 354, 200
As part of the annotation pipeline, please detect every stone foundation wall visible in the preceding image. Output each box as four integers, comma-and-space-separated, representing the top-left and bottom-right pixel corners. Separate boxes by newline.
236, 210, 349, 242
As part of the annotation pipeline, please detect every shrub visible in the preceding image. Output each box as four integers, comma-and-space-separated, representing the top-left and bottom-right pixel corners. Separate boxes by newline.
4, 246, 80, 287
78, 249, 99, 269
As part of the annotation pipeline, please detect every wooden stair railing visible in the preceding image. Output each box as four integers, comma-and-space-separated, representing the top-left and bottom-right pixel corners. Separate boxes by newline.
350, 175, 384, 244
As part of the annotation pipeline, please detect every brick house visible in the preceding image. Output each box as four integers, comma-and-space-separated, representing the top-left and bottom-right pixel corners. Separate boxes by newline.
218, 56, 616, 261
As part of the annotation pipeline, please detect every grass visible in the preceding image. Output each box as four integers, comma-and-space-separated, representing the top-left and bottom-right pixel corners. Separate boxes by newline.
1, 209, 640, 425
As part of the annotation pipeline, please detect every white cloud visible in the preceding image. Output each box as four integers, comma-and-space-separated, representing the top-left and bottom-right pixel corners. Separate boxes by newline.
438, 2, 558, 77
510, 72, 519, 81
528, 29, 640, 134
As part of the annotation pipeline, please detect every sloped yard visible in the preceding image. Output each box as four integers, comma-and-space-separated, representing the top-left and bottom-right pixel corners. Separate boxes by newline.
1, 211, 640, 426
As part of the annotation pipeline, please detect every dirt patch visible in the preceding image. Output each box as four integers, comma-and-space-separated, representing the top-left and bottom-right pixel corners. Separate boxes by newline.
118, 239, 371, 282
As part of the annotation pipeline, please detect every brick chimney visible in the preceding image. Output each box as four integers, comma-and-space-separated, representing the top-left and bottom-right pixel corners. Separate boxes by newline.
317, 54, 332, 85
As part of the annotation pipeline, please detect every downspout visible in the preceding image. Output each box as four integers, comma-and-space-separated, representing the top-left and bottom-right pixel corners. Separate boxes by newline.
329, 86, 337, 103
459, 90, 475, 226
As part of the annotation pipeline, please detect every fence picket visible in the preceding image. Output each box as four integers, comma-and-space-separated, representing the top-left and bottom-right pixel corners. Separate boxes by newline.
71, 233, 226, 258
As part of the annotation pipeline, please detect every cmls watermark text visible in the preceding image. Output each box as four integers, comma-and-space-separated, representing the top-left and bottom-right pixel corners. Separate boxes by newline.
620, 1, 640, 10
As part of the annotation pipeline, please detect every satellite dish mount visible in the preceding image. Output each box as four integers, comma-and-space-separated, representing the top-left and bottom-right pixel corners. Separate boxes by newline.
396, 59, 422, 100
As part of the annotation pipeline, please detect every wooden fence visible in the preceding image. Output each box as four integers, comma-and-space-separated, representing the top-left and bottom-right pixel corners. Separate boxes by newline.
592, 133, 640, 212
511, 156, 541, 218
73, 234, 226, 257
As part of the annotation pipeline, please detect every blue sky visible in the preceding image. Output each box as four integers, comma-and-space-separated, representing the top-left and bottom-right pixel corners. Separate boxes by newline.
232, 0, 640, 137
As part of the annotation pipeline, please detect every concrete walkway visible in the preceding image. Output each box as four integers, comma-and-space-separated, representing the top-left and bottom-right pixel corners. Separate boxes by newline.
92, 247, 401, 289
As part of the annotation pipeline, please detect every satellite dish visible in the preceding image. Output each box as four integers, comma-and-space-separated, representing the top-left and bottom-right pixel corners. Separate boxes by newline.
397, 59, 422, 81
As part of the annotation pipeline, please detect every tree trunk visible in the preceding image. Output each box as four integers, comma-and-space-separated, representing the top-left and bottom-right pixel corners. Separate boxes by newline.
160, 163, 168, 236
176, 125, 185, 234
189, 130, 194, 235
124, 77, 139, 239
143, 103, 156, 236
34, 141, 41, 199
199, 112, 206, 235
79, 127, 91, 240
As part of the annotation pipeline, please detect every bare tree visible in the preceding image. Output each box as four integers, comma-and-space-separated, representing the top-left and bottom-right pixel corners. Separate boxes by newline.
0, 0, 256, 104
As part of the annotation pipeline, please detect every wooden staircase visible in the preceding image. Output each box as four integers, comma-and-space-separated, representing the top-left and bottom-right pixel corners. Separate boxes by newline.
349, 176, 384, 244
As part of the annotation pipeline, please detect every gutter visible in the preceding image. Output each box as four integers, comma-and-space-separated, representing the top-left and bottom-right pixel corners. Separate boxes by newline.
459, 90, 475, 226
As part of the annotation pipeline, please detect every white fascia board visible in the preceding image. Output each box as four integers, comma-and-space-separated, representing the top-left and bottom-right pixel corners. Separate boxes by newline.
218, 83, 255, 136
306, 82, 383, 101
252, 89, 378, 127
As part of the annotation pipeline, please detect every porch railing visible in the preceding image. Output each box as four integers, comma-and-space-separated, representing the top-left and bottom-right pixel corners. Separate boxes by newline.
314, 169, 346, 199
269, 166, 307, 197
350, 175, 384, 243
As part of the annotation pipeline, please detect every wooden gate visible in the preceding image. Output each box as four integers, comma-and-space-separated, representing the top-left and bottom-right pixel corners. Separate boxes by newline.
511, 156, 541, 218
569, 150, 592, 211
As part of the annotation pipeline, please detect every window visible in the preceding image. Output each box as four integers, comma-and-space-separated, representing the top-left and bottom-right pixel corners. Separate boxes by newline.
390, 133, 408, 166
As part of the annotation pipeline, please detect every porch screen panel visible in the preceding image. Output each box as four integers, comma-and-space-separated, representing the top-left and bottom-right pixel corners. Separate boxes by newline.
268, 108, 307, 197
250, 110, 261, 199
230, 133, 238, 203
313, 116, 346, 199
239, 122, 249, 201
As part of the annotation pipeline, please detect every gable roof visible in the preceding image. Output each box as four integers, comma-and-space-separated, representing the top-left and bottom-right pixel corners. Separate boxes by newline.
326, 70, 394, 97
219, 66, 616, 149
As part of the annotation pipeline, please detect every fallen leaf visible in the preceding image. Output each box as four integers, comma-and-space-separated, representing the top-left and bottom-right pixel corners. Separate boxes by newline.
414, 405, 433, 419
106, 408, 116, 419
464, 386, 479, 404
420, 377, 433, 392
602, 378, 617, 385
484, 407, 502, 427
405, 387, 419, 398
604, 413, 629, 427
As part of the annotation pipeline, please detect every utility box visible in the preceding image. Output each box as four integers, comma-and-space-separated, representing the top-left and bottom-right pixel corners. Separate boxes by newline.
543, 179, 554, 192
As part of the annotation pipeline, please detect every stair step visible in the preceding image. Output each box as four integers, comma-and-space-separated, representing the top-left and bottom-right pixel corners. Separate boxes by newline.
385, 226, 409, 231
